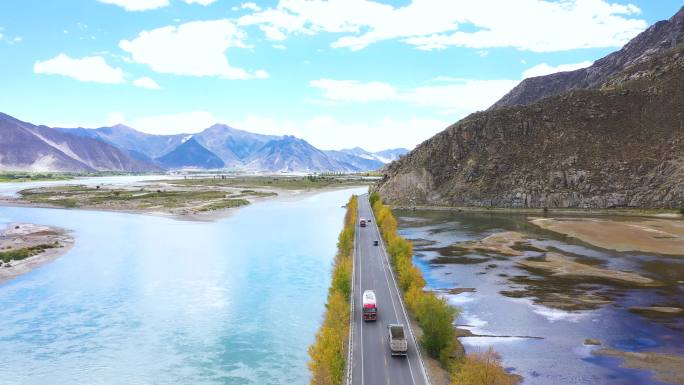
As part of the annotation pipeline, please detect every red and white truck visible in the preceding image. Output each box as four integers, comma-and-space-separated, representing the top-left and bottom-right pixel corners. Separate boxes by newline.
362, 290, 377, 321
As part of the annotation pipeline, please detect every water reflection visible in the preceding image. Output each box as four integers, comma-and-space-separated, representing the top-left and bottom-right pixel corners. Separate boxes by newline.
397, 209, 683, 385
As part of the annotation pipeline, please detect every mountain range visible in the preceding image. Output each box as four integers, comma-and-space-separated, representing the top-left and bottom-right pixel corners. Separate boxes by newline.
0, 113, 408, 173
376, 6, 684, 209
0, 112, 161, 172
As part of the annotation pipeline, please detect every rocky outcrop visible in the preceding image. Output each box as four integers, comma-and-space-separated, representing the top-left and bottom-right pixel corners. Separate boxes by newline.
490, 6, 684, 110
376, 43, 684, 209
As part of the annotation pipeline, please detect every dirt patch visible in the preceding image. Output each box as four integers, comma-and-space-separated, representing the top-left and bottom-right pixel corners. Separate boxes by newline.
530, 217, 684, 256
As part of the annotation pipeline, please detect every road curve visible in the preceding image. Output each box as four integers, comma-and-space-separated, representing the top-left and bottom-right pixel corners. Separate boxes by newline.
349, 194, 430, 385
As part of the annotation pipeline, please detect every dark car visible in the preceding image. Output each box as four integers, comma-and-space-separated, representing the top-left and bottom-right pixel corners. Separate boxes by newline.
373, 240, 379, 246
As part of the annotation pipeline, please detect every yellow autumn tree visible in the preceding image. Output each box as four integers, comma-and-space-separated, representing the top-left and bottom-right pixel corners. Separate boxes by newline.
308, 195, 357, 385
452, 348, 521, 385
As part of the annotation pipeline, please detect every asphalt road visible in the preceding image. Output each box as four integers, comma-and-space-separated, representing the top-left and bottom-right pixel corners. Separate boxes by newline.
349, 195, 430, 385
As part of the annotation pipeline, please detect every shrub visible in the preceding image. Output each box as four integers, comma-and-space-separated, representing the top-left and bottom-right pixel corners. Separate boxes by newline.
369, 191, 381, 207
451, 348, 520, 385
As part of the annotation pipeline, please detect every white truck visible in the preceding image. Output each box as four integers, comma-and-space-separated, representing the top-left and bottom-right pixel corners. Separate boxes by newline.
387, 324, 408, 356
362, 290, 377, 321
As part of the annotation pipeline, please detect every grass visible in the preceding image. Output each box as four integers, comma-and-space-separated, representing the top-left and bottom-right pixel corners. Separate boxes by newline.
20, 187, 233, 209
198, 199, 250, 212
165, 175, 371, 190
0, 172, 73, 183
0, 243, 59, 263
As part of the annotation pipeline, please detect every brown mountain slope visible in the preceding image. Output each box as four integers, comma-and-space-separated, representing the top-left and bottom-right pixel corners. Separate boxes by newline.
490, 6, 684, 110
375, 45, 684, 209
0, 113, 161, 172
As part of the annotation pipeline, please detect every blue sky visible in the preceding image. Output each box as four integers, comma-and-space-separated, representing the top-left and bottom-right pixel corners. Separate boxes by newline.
0, 0, 681, 151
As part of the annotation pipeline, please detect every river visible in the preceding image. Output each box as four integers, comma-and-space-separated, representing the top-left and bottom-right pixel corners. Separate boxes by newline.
0, 186, 365, 385
396, 209, 683, 385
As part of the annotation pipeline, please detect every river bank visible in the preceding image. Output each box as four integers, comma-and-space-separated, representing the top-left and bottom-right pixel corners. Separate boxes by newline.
391, 204, 683, 219
0, 222, 73, 284
0, 176, 370, 221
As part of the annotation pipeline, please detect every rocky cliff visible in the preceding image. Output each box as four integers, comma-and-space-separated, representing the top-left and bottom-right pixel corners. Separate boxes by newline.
376, 44, 684, 209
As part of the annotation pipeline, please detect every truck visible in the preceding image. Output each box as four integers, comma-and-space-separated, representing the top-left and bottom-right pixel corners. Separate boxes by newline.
359, 217, 367, 227
362, 290, 377, 321
387, 324, 408, 356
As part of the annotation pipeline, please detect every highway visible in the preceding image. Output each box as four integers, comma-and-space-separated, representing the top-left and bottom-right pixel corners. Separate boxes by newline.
349, 194, 430, 385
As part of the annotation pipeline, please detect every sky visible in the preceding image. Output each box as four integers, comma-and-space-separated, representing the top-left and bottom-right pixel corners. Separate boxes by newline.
0, 0, 682, 151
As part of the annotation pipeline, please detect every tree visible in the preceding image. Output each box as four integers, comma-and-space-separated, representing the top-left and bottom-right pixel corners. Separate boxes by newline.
451, 348, 520, 385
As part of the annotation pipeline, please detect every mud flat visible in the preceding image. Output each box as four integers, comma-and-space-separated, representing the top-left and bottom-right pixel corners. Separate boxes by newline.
529, 217, 684, 255
629, 306, 684, 317
455, 231, 537, 256
0, 223, 74, 283
593, 348, 684, 384
518, 252, 660, 286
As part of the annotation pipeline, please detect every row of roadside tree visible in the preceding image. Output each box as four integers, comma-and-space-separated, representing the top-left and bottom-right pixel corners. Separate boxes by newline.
307, 195, 357, 385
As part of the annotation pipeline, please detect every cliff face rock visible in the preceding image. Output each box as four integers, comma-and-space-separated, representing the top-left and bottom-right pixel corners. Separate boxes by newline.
491, 6, 684, 110
377, 45, 684, 209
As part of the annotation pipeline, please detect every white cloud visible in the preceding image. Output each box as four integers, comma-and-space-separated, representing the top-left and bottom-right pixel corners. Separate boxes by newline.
240, 2, 261, 11
522, 61, 593, 78
232, 114, 449, 151
239, 0, 646, 52
310, 78, 518, 113
119, 19, 268, 79
130, 111, 219, 134
33, 54, 125, 84
183, 0, 217, 5
310, 79, 398, 103
133, 77, 161, 89
272, 44, 286, 50
107, 112, 127, 125
97, 0, 169, 11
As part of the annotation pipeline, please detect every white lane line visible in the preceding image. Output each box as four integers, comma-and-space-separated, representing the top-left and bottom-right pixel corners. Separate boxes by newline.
371, 209, 417, 385
357, 208, 364, 385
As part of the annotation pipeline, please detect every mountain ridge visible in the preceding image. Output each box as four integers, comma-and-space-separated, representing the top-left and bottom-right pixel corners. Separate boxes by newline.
490, 5, 684, 110
0, 113, 161, 172
3, 113, 398, 173
155, 137, 225, 169
376, 10, 684, 209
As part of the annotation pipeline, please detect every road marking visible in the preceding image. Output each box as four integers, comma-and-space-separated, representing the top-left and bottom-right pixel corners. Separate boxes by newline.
357, 212, 364, 385
370, 204, 417, 385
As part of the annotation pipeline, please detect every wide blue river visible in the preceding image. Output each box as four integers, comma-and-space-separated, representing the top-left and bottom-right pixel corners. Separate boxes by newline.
0, 187, 364, 385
